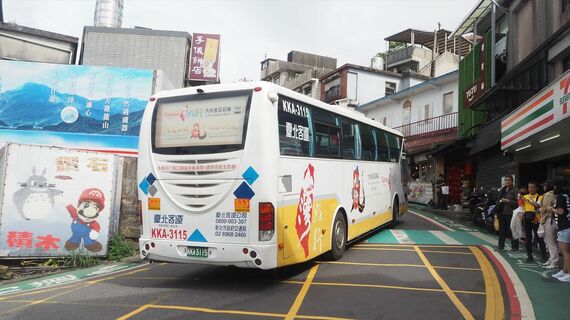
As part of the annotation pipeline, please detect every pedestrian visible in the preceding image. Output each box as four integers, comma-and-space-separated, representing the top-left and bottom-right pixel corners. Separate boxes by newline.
498, 175, 519, 251
539, 181, 559, 269
522, 181, 547, 263
435, 174, 445, 209
551, 181, 570, 282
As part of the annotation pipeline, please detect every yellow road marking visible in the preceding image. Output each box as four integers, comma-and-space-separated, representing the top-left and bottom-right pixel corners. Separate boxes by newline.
282, 280, 485, 295
434, 266, 481, 271
352, 247, 416, 252
470, 247, 504, 320
2, 265, 151, 315
3, 284, 88, 314
317, 260, 481, 271
116, 304, 150, 320
115, 303, 354, 320
422, 250, 474, 255
355, 244, 472, 248
414, 246, 474, 320
87, 267, 150, 284
285, 264, 319, 320
353, 247, 474, 255
0, 284, 76, 301
122, 276, 181, 280
318, 261, 426, 268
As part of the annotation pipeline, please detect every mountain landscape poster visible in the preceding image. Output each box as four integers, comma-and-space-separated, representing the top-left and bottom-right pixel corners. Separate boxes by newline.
0, 60, 155, 154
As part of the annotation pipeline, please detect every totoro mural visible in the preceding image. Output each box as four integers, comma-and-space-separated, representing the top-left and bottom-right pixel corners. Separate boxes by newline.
13, 167, 63, 220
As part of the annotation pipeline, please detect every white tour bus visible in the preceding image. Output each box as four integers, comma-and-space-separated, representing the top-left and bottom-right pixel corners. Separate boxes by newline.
138, 81, 407, 269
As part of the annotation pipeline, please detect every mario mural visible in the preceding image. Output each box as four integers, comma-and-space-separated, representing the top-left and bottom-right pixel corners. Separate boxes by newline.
295, 164, 315, 257
351, 166, 366, 213
64, 188, 106, 252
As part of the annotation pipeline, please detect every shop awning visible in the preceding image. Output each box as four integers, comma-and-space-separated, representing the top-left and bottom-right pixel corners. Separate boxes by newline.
448, 0, 495, 38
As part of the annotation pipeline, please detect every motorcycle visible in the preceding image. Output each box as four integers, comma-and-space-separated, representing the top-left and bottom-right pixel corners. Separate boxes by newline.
470, 187, 499, 233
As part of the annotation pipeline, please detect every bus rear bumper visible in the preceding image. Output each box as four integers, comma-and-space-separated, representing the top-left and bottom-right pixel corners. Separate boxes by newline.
139, 238, 277, 270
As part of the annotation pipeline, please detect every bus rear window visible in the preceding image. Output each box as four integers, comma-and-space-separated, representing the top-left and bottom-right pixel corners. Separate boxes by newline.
152, 91, 251, 154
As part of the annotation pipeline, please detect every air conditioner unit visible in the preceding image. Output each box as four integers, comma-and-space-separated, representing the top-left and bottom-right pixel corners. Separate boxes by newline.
495, 36, 507, 58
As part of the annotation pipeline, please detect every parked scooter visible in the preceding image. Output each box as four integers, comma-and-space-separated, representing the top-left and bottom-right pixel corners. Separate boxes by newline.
470, 187, 498, 232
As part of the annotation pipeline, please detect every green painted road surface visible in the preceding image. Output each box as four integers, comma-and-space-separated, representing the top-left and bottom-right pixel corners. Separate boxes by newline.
0, 262, 144, 296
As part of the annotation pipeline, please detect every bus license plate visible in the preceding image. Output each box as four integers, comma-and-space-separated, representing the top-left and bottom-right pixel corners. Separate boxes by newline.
187, 247, 209, 258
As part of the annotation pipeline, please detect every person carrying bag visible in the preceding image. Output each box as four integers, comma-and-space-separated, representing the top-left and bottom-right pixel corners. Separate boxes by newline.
539, 181, 559, 269
522, 181, 547, 263
498, 176, 519, 251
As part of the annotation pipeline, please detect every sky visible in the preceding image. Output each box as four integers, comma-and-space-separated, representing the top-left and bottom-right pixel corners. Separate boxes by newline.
3, 0, 476, 83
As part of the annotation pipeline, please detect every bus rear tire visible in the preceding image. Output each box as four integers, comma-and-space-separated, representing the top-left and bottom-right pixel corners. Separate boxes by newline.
328, 212, 347, 260
392, 199, 400, 225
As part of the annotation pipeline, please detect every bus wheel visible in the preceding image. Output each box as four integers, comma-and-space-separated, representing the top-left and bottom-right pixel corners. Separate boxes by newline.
329, 212, 347, 260
392, 199, 400, 224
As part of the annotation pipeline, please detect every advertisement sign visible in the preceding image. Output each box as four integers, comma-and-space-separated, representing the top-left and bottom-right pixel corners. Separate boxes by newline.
189, 33, 221, 81
0, 60, 155, 154
463, 37, 487, 109
408, 181, 433, 205
0, 144, 116, 257
154, 94, 249, 148
501, 69, 570, 150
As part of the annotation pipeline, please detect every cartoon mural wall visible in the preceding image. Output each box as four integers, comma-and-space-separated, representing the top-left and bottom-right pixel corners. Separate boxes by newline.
0, 144, 116, 257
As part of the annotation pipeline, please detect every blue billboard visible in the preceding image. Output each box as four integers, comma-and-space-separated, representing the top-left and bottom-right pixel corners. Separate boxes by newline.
0, 60, 155, 154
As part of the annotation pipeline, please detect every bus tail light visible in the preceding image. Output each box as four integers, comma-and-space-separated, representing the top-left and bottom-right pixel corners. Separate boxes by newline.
259, 202, 275, 241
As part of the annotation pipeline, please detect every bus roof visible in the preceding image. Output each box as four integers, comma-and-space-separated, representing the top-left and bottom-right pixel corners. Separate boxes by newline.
152, 81, 404, 138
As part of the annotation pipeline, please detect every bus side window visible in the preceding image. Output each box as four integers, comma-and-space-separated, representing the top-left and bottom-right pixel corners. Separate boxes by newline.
277, 97, 313, 157
386, 133, 401, 162
314, 121, 341, 158
359, 124, 377, 161
313, 108, 341, 158
341, 119, 356, 160
376, 129, 390, 162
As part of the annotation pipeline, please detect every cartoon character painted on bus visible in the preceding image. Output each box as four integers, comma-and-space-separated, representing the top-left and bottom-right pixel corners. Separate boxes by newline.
191, 122, 207, 140
351, 166, 365, 212
296, 163, 315, 257
64, 188, 106, 253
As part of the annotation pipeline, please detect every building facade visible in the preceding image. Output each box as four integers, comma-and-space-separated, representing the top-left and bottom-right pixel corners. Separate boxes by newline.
453, 0, 570, 192
0, 22, 78, 64
80, 26, 191, 88
319, 64, 409, 108
359, 71, 460, 204
260, 51, 336, 100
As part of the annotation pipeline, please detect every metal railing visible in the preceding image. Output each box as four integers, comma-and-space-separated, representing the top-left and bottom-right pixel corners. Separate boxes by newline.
393, 112, 458, 137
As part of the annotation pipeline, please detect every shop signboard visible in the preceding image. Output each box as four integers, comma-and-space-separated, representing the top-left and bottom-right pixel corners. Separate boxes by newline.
188, 33, 221, 82
501, 69, 570, 150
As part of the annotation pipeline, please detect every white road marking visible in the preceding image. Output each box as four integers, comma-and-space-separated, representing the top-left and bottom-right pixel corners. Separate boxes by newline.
469, 232, 499, 246
390, 229, 414, 244
430, 231, 461, 245
407, 210, 453, 231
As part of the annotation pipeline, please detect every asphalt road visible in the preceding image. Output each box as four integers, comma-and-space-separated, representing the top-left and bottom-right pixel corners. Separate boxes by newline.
0, 211, 509, 320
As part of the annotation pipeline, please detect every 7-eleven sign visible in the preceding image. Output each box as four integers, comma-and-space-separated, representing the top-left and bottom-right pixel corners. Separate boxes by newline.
560, 73, 570, 115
